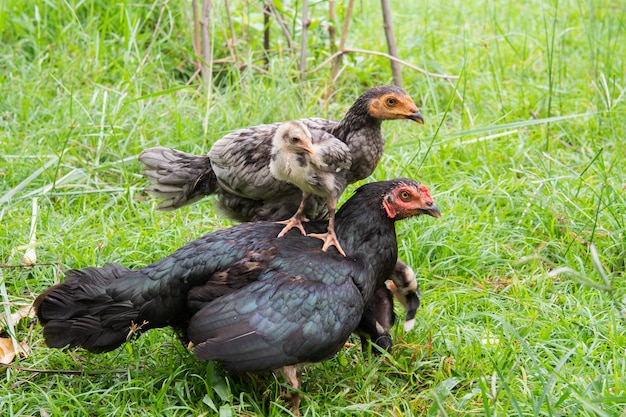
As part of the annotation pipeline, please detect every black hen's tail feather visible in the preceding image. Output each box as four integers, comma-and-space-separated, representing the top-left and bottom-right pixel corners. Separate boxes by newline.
139, 147, 218, 210
34, 263, 140, 353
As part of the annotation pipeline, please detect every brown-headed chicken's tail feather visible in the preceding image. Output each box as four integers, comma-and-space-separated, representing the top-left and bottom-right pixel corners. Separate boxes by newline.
139, 147, 217, 210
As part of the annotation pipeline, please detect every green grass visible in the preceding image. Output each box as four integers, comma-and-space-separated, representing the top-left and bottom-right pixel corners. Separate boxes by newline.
1, 0, 625, 415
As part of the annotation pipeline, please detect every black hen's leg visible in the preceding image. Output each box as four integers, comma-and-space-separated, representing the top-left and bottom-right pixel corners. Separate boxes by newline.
279, 365, 302, 415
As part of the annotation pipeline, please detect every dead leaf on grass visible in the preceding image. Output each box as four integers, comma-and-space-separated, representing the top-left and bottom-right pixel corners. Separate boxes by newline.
0, 302, 36, 336
0, 337, 30, 363
0, 304, 36, 333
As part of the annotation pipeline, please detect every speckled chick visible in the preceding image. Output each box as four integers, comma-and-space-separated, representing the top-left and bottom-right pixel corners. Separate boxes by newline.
269, 121, 352, 256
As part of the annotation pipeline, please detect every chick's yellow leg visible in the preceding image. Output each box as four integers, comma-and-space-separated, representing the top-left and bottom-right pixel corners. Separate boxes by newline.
309, 229, 346, 256
308, 200, 346, 256
276, 193, 310, 237
276, 215, 308, 237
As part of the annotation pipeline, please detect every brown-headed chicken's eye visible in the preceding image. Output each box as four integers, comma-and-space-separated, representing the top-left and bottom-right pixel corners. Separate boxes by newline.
399, 190, 411, 201
386, 97, 397, 106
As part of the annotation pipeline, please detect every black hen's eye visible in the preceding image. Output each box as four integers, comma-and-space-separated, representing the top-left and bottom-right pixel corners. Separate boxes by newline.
399, 190, 411, 201
386, 97, 397, 106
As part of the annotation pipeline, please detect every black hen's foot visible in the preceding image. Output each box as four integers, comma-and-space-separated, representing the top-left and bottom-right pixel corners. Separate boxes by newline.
287, 392, 301, 416
279, 366, 302, 416
309, 230, 346, 256
276, 216, 309, 238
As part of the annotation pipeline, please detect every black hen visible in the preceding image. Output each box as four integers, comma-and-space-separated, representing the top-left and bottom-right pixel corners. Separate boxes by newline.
35, 178, 439, 412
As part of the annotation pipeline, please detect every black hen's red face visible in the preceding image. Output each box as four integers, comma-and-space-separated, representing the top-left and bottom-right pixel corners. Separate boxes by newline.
382, 182, 440, 220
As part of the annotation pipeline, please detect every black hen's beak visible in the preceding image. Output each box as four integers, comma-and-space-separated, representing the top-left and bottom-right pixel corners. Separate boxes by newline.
408, 110, 424, 124
422, 203, 441, 218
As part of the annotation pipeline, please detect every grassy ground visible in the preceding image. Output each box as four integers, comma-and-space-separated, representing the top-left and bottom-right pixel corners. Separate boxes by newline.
1, 0, 625, 415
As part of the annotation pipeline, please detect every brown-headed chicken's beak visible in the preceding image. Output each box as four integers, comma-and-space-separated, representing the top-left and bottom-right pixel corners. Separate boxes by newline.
408, 110, 424, 124
423, 203, 441, 218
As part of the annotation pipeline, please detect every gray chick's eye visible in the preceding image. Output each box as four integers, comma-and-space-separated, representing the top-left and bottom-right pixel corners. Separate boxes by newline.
291, 137, 300, 143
